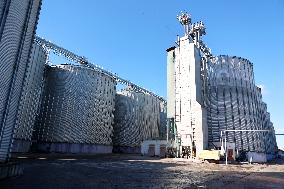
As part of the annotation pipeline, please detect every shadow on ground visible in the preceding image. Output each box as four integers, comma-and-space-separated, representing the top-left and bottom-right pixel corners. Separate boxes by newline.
0, 153, 283, 189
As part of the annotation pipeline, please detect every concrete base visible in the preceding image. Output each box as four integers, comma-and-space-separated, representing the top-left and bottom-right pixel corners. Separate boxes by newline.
113, 146, 141, 154
0, 162, 23, 180
11, 139, 31, 153
266, 154, 277, 161
35, 142, 112, 154
247, 152, 267, 163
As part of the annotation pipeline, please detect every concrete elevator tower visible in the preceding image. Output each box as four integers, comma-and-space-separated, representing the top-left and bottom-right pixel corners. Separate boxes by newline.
167, 12, 208, 157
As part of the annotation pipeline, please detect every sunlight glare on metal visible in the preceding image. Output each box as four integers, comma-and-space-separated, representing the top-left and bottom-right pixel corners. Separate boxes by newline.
17, 156, 28, 159
57, 158, 77, 161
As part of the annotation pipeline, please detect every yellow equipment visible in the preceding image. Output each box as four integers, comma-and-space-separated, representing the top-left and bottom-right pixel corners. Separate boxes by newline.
198, 150, 220, 160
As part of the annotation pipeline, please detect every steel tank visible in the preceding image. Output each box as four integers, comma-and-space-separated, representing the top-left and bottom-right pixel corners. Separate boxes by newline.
113, 88, 161, 150
12, 42, 47, 152
0, 0, 42, 161
33, 64, 116, 153
206, 55, 275, 153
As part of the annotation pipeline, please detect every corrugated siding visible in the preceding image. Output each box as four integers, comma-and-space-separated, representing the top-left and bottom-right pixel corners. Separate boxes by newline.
113, 89, 161, 147
13, 42, 46, 143
0, 0, 42, 162
206, 55, 277, 153
33, 65, 116, 145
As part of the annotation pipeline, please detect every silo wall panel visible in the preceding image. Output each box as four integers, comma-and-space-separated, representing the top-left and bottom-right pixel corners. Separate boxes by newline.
206, 55, 277, 154
0, 0, 42, 162
12, 42, 46, 152
33, 65, 116, 154
113, 89, 161, 151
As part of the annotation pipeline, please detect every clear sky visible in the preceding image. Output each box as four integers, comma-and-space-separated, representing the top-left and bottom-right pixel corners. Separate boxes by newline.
37, 0, 284, 148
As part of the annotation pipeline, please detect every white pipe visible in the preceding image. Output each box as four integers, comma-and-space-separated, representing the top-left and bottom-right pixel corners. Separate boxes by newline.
225, 131, 227, 165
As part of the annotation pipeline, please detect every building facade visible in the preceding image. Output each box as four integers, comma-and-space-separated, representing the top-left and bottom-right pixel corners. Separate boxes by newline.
167, 38, 208, 156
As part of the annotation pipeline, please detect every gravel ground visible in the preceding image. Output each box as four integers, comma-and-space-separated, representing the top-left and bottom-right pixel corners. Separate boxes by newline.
1, 153, 283, 189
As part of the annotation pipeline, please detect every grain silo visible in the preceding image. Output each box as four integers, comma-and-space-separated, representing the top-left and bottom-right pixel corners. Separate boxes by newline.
113, 88, 161, 153
0, 0, 42, 162
33, 64, 116, 153
166, 12, 278, 160
206, 55, 277, 154
206, 56, 255, 151
12, 42, 47, 152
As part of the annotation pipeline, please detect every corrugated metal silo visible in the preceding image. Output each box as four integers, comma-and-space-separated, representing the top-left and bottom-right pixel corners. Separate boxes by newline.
113, 88, 160, 153
207, 56, 260, 152
206, 55, 277, 154
33, 65, 116, 153
12, 42, 47, 152
0, 0, 42, 161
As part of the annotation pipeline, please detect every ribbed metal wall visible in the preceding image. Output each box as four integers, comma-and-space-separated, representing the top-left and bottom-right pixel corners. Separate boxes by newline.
113, 89, 161, 147
33, 65, 116, 145
12, 42, 46, 152
262, 108, 278, 153
0, 0, 42, 161
206, 55, 277, 153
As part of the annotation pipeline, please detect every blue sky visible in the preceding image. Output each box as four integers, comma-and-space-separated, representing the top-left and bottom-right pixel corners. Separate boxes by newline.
37, 0, 284, 148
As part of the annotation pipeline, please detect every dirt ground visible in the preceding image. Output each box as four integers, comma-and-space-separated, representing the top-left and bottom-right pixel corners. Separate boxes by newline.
1, 153, 283, 189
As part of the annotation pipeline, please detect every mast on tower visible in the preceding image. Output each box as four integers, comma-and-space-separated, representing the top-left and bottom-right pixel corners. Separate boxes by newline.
177, 11, 207, 47
177, 11, 191, 36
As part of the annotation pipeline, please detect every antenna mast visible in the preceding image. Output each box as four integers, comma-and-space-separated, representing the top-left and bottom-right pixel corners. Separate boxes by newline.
177, 11, 191, 36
